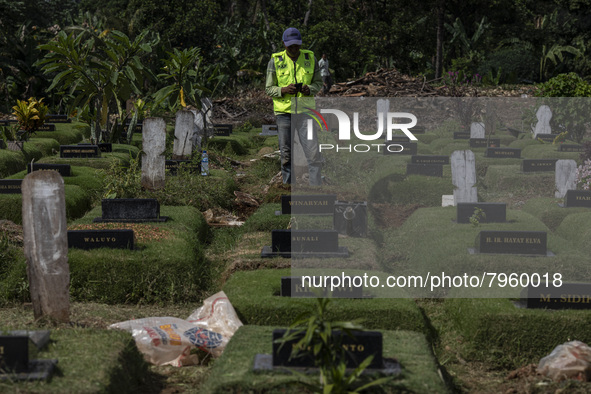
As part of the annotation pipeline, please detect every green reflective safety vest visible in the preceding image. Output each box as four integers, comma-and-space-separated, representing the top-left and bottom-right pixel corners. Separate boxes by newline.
272, 49, 316, 114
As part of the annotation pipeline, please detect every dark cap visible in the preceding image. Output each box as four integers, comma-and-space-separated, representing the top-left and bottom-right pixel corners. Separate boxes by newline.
282, 27, 302, 46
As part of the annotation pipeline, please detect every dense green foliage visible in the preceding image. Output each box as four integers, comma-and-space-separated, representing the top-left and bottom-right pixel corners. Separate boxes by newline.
3, 0, 591, 114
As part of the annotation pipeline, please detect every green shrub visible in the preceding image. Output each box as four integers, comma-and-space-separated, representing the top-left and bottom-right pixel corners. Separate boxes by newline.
207, 137, 249, 156
368, 173, 452, 207
536, 72, 591, 97
28, 137, 60, 156
0, 150, 27, 177
223, 269, 429, 334
65, 206, 210, 304
478, 47, 538, 83
445, 298, 591, 368
241, 203, 289, 232
33, 129, 84, 145
143, 169, 238, 211
0, 184, 92, 225
200, 326, 447, 393
0, 328, 148, 393
483, 165, 554, 196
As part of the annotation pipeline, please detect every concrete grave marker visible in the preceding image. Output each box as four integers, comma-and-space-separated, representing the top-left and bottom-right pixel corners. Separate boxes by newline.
141, 117, 166, 190
188, 108, 204, 150
533, 105, 552, 138
377, 99, 389, 136
260, 125, 278, 136
173, 110, 197, 159
470, 122, 485, 139
451, 150, 477, 205
555, 159, 577, 198
21, 171, 69, 323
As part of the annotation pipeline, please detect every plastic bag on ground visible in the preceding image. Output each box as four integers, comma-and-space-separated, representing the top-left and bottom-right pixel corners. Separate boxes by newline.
537, 340, 591, 381
109, 291, 242, 366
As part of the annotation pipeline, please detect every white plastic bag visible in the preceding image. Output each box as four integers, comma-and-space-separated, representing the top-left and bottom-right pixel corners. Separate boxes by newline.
537, 340, 591, 381
109, 291, 242, 366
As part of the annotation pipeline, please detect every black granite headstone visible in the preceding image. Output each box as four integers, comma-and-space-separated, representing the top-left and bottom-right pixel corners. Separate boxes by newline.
281, 194, 337, 215
469, 138, 501, 148
123, 122, 143, 133
280, 276, 363, 298
0, 335, 29, 372
453, 132, 470, 139
94, 198, 167, 222
484, 148, 521, 158
411, 126, 425, 134
564, 190, 591, 208
406, 163, 443, 177
272, 329, 383, 369
558, 144, 585, 152
165, 160, 200, 175
521, 159, 557, 172
456, 202, 506, 224
0, 330, 56, 381
276, 229, 338, 253
27, 163, 71, 177
0, 179, 22, 194
261, 229, 348, 258
535, 134, 558, 143
333, 201, 368, 237
68, 229, 134, 250
474, 230, 547, 255
384, 140, 417, 155
524, 283, 591, 310
411, 155, 449, 165
385, 135, 410, 143
35, 124, 56, 132
46, 114, 71, 123
98, 143, 112, 153
60, 145, 100, 158
213, 124, 232, 136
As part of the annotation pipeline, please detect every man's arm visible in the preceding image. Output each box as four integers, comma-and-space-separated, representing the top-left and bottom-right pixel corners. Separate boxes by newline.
265, 58, 283, 98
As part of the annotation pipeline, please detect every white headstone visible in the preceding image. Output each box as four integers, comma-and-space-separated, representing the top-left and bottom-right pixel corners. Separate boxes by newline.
188, 108, 204, 150
142, 117, 166, 190
451, 150, 477, 204
261, 124, 278, 136
470, 122, 485, 139
22, 171, 70, 322
201, 98, 214, 137
534, 105, 552, 137
173, 110, 197, 159
555, 159, 577, 198
377, 99, 390, 137
442, 195, 455, 207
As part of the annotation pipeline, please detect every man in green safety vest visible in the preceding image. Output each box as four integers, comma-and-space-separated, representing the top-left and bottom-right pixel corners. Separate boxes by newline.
265, 27, 323, 186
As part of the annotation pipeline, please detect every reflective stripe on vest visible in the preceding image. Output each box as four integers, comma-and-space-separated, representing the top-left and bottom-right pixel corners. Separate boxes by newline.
272, 49, 315, 113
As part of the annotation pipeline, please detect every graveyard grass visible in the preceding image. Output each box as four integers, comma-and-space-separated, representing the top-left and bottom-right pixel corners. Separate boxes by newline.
0, 328, 148, 393
200, 325, 447, 393
2, 121, 591, 392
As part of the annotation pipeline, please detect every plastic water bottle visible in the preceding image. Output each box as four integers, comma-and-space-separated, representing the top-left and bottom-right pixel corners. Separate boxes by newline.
201, 150, 209, 176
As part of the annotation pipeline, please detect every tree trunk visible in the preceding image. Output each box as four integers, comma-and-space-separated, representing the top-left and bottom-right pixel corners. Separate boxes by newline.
261, 0, 276, 52
303, 0, 313, 26
94, 94, 103, 143
435, 0, 445, 79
